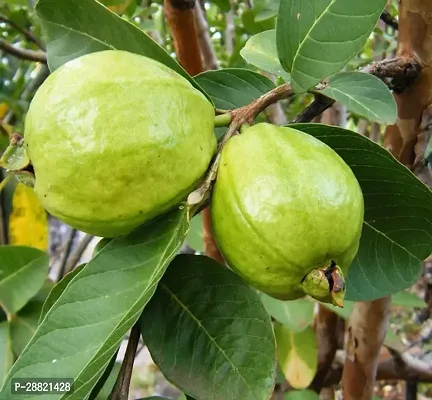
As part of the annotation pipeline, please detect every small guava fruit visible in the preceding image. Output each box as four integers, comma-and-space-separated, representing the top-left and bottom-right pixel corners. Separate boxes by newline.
24, 50, 216, 237
211, 123, 364, 306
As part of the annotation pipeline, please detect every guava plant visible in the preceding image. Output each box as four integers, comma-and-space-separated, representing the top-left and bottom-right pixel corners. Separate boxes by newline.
0, 0, 431, 399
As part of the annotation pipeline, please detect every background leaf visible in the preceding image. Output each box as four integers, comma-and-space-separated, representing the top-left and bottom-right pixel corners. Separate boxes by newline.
195, 68, 275, 109
276, 0, 386, 92
240, 30, 290, 81
0, 246, 49, 316
275, 324, 317, 389
8, 182, 48, 251
260, 294, 314, 332
141, 254, 276, 400
291, 124, 432, 301
284, 389, 319, 400
0, 322, 13, 387
391, 291, 427, 308
318, 72, 397, 124
0, 208, 189, 400
186, 214, 203, 253
9, 300, 42, 357
35, 0, 209, 100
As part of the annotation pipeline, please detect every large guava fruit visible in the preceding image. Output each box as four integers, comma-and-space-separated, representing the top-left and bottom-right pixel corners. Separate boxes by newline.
24, 50, 216, 237
211, 123, 364, 306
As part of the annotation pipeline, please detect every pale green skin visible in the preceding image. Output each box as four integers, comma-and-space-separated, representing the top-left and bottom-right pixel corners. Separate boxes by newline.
25, 50, 216, 237
211, 123, 364, 300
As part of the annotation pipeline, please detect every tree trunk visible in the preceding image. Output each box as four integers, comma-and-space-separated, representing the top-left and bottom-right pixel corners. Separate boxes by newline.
343, 1, 432, 398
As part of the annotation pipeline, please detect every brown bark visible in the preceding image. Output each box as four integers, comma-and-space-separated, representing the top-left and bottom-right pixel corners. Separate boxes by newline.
328, 348, 432, 385
383, 0, 432, 168
312, 304, 341, 392
343, 2, 432, 398
342, 298, 392, 399
164, 0, 224, 262
194, 0, 218, 70
163, 0, 203, 76
0, 39, 46, 63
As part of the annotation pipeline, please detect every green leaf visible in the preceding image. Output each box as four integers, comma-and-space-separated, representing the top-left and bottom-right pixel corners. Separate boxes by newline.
391, 291, 427, 308
384, 327, 403, 352
140, 254, 276, 400
319, 72, 397, 124
254, 0, 280, 22
195, 68, 275, 109
137, 398, 172, 400
35, 0, 209, 101
92, 360, 121, 400
241, 9, 275, 34
186, 214, 203, 253
284, 389, 319, 400
276, 0, 387, 92
0, 246, 49, 316
260, 294, 314, 332
212, 0, 230, 12
0, 322, 13, 388
0, 208, 189, 400
10, 301, 43, 358
275, 324, 317, 389
39, 264, 86, 324
291, 124, 432, 301
240, 30, 291, 81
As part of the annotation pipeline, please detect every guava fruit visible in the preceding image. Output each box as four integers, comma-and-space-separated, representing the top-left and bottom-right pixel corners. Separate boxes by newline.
211, 123, 364, 306
24, 50, 216, 237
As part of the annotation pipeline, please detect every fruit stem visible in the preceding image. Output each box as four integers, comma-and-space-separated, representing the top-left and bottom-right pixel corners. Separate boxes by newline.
239, 123, 250, 133
214, 112, 232, 127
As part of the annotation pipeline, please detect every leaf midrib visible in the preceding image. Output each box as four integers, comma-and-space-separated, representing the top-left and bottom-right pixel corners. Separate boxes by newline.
291, 0, 336, 72
62, 213, 187, 398
161, 283, 259, 400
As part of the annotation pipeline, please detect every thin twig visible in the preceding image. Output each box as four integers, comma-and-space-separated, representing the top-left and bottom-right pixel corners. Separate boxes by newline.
361, 56, 420, 80
294, 94, 335, 123
57, 228, 78, 281
187, 83, 294, 211
0, 39, 46, 63
63, 234, 94, 275
295, 56, 421, 124
0, 13, 45, 49
108, 323, 140, 400
380, 10, 399, 31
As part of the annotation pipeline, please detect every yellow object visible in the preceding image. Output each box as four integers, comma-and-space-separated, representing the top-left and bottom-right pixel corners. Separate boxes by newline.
9, 182, 48, 251
0, 103, 8, 119
99, 0, 134, 14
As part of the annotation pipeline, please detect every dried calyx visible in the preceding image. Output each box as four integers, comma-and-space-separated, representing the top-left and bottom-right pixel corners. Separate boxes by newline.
0, 133, 35, 187
301, 261, 346, 308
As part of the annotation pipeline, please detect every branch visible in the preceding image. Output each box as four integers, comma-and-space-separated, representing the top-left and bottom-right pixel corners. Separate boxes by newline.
63, 234, 94, 275
0, 13, 45, 49
380, 10, 399, 30
108, 323, 140, 400
57, 228, 78, 281
164, 0, 203, 75
311, 304, 342, 392
328, 348, 432, 384
0, 39, 46, 63
294, 94, 335, 123
187, 83, 294, 210
194, 0, 218, 70
295, 56, 421, 124
342, 297, 391, 400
